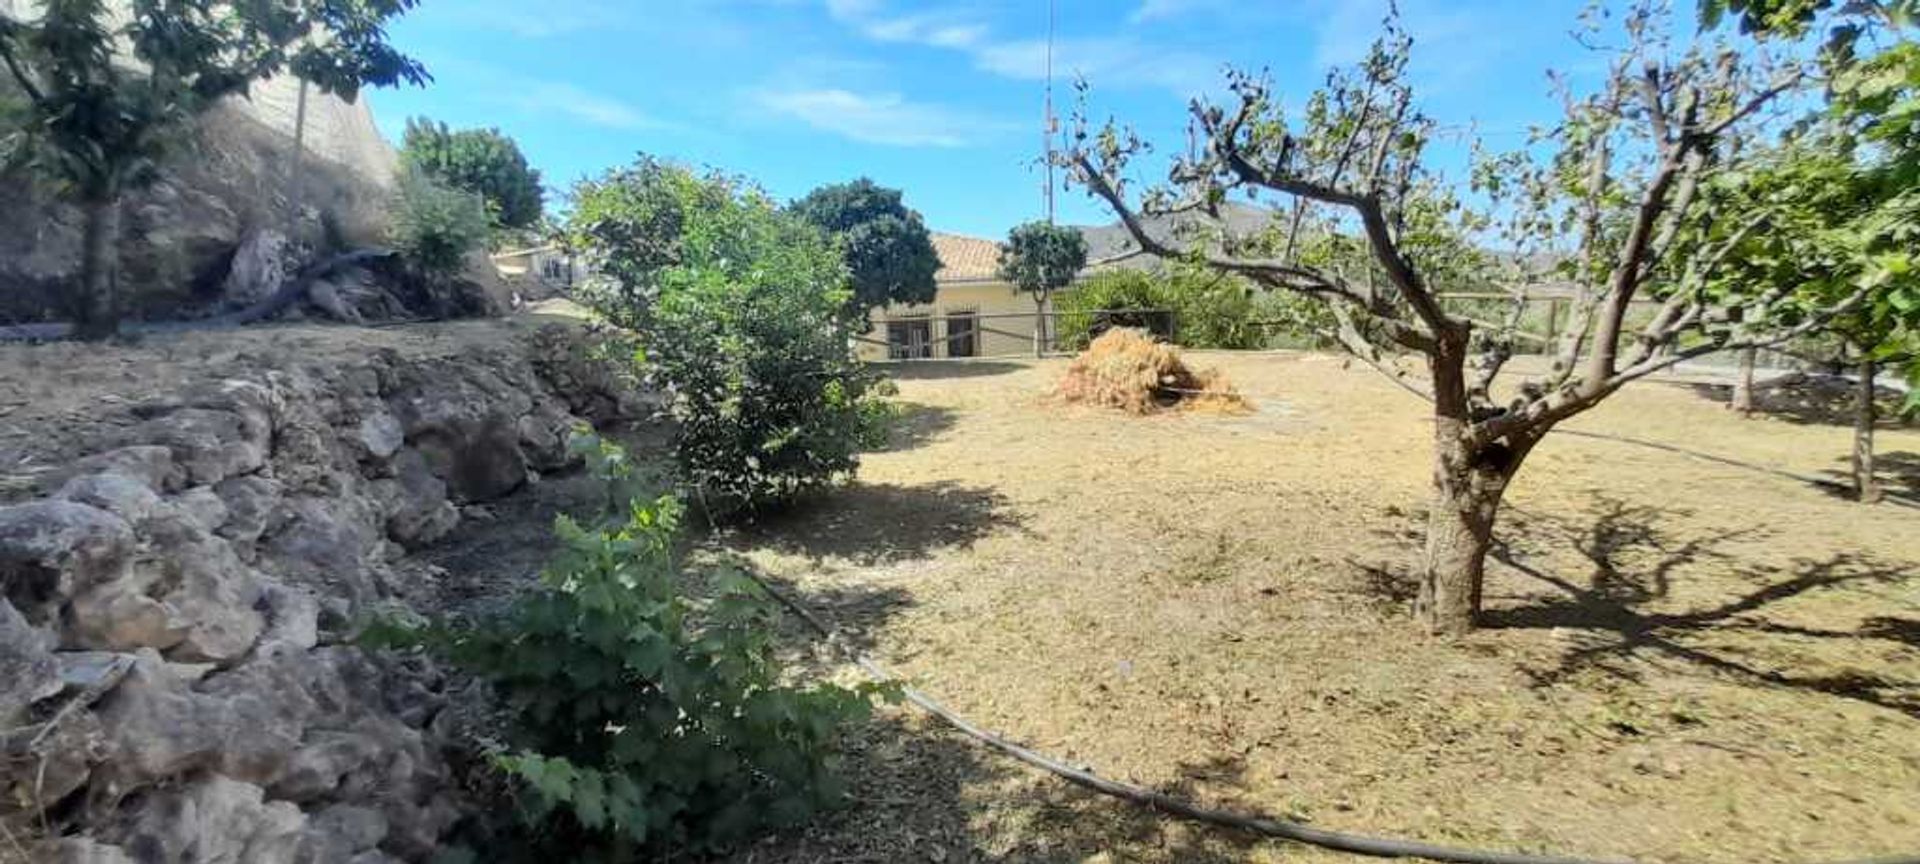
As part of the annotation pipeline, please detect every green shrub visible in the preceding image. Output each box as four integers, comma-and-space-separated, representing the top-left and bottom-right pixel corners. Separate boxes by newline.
390, 166, 492, 284
1058, 266, 1265, 351
370, 441, 883, 858
564, 158, 889, 512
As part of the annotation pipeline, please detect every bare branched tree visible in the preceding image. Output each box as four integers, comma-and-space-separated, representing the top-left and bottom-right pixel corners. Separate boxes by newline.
1060, 4, 1868, 634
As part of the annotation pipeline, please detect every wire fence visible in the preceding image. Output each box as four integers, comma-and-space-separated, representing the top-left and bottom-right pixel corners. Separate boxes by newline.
865, 295, 1799, 376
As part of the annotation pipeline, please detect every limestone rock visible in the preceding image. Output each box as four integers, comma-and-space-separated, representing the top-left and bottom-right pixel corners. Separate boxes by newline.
0, 500, 135, 622
221, 229, 290, 309
47, 446, 184, 496
371, 449, 458, 548
112, 774, 307, 864
57, 473, 164, 525
37, 837, 136, 864
126, 407, 268, 487
170, 487, 232, 534
356, 411, 406, 462
0, 598, 60, 725
262, 497, 381, 609
144, 515, 265, 664
214, 475, 285, 545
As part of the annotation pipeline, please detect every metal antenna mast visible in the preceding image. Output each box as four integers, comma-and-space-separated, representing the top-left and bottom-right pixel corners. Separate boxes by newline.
1043, 0, 1057, 225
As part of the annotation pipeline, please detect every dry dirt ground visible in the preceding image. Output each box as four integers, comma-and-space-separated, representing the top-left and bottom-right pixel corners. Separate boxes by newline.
718, 352, 1920, 864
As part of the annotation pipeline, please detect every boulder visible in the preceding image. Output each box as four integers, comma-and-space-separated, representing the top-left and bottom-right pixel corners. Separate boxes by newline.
112, 774, 307, 864
47, 446, 184, 496
220, 229, 290, 309
0, 598, 60, 725
170, 487, 232, 534
214, 475, 285, 545
261, 497, 382, 609
36, 838, 136, 864
0, 500, 135, 622
57, 473, 164, 525
126, 407, 268, 487
297, 804, 390, 864
94, 651, 303, 792
370, 449, 458, 548
139, 514, 265, 664
355, 412, 406, 463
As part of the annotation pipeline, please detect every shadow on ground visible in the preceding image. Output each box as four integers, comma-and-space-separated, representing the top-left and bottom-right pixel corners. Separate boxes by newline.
1477, 494, 1919, 718
1816, 449, 1920, 506
882, 360, 1029, 381
1558, 429, 1920, 510
720, 709, 1277, 863
1685, 377, 1913, 427
876, 402, 959, 453
737, 480, 1026, 566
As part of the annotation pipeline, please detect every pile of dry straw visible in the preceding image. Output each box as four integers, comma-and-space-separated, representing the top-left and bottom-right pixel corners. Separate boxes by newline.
1056, 328, 1250, 414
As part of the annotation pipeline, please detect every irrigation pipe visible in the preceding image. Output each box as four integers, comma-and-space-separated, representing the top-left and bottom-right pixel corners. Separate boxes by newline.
744, 572, 1920, 864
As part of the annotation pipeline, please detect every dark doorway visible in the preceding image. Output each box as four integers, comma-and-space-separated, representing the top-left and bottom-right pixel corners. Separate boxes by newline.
887, 317, 933, 359
945, 312, 978, 358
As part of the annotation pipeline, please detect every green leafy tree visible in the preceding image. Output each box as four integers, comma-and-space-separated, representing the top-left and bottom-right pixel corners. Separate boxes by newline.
401, 117, 544, 231
1688, 145, 1917, 502
1063, 5, 1871, 633
371, 439, 882, 858
997, 221, 1087, 356
790, 178, 939, 317
1056, 266, 1263, 350
0, 0, 428, 338
563, 158, 889, 512
389, 165, 492, 301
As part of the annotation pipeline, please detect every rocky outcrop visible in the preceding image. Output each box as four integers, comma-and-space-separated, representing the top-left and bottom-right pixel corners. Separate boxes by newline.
0, 325, 640, 862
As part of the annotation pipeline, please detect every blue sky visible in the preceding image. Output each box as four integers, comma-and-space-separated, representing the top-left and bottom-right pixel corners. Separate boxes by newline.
366, 0, 1613, 239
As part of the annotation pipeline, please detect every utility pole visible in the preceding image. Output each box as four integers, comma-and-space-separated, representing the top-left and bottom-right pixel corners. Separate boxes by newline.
1043, 0, 1056, 225
286, 75, 310, 231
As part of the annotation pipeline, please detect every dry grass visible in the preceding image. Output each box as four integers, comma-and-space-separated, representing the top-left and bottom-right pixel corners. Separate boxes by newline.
1056, 329, 1248, 415
722, 351, 1920, 864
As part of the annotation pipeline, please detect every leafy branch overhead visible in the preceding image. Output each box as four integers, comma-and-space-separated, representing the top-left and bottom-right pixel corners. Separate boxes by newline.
0, 0, 429, 337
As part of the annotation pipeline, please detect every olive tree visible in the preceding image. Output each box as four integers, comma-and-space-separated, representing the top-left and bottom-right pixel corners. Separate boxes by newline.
998, 221, 1087, 356
1061, 6, 1874, 634
0, 0, 427, 338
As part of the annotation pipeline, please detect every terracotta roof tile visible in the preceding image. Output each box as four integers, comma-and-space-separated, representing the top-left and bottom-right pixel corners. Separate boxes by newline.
931, 232, 1003, 283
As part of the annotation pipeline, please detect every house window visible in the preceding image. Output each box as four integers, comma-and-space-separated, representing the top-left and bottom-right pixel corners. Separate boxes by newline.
945, 311, 978, 358
887, 316, 933, 359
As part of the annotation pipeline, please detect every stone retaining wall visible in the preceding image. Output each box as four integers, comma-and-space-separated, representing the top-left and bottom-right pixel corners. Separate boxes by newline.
0, 325, 641, 863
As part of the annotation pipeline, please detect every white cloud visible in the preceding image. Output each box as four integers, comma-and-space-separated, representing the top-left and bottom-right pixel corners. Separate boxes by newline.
973, 37, 1218, 95
822, 0, 1219, 96
755, 88, 1001, 147
1128, 0, 1218, 24
514, 82, 671, 131
441, 2, 635, 38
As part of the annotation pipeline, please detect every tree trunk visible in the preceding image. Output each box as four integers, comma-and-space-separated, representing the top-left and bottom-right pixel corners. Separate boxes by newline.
1853, 356, 1882, 504
1418, 436, 1519, 635
1033, 292, 1049, 358
73, 196, 123, 341
1730, 347, 1756, 415
1414, 332, 1527, 635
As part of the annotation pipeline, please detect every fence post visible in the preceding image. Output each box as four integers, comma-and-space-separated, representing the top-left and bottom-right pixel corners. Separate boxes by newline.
1545, 298, 1561, 352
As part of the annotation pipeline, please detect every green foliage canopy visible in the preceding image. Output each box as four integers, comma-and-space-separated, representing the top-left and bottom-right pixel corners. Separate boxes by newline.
0, 0, 427, 202
564, 158, 890, 511
401, 117, 544, 230
1055, 267, 1264, 350
389, 166, 492, 284
370, 439, 883, 858
997, 221, 1088, 300
790, 178, 940, 314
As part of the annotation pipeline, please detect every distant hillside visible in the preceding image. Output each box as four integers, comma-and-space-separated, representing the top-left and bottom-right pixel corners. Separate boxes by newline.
1072, 202, 1280, 271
